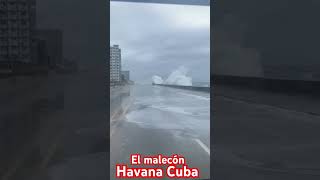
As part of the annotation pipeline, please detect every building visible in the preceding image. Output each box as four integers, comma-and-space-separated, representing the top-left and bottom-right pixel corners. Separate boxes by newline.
110, 45, 121, 84
0, 0, 36, 64
34, 29, 63, 68
32, 38, 48, 66
121, 70, 130, 81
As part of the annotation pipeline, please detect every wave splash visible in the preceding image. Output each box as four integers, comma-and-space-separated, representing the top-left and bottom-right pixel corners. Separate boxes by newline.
152, 75, 164, 84
152, 66, 192, 86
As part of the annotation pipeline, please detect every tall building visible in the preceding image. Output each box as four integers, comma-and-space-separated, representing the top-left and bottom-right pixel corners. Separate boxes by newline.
35, 29, 63, 67
0, 0, 36, 64
110, 45, 121, 84
121, 70, 130, 81
32, 39, 48, 66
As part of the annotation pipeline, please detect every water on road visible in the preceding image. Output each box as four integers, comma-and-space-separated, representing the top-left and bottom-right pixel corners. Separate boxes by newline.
110, 84, 210, 179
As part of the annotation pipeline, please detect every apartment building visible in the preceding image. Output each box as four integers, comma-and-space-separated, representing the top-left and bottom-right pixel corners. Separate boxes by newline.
0, 0, 36, 64
110, 44, 121, 84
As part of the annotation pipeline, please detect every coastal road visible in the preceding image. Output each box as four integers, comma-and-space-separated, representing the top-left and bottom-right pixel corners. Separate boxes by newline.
110, 85, 210, 180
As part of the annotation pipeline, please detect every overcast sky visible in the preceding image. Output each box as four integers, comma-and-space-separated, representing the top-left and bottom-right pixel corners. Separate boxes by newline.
111, 2, 210, 84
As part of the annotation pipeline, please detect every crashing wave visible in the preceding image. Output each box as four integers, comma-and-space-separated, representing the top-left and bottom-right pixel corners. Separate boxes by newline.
152, 66, 192, 86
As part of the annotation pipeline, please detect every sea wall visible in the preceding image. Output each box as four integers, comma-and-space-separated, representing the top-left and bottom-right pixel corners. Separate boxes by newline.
0, 73, 65, 177
212, 75, 320, 96
110, 85, 131, 122
154, 84, 210, 93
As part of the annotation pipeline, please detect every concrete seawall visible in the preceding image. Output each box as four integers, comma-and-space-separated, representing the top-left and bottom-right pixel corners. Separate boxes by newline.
110, 85, 131, 123
213, 75, 320, 96
0, 73, 66, 178
153, 84, 210, 93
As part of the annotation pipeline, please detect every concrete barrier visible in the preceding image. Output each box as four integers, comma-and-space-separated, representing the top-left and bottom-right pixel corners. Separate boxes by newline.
0, 74, 65, 178
212, 75, 320, 96
110, 85, 131, 122
153, 84, 210, 93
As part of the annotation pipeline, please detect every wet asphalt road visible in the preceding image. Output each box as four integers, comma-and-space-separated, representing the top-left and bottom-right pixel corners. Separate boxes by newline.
110, 85, 210, 180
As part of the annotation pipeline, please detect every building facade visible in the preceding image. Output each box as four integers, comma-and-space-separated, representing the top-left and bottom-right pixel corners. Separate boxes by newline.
34, 29, 63, 68
110, 45, 121, 84
121, 70, 130, 81
0, 0, 36, 64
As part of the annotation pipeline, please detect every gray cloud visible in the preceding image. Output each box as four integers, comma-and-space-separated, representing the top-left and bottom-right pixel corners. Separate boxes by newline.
111, 2, 210, 83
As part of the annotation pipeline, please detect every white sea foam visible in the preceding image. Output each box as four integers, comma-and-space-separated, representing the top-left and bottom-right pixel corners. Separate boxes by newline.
152, 75, 164, 84
151, 105, 193, 115
178, 92, 210, 101
152, 66, 192, 86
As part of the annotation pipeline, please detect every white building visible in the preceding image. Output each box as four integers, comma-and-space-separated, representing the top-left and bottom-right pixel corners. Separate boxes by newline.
110, 45, 121, 84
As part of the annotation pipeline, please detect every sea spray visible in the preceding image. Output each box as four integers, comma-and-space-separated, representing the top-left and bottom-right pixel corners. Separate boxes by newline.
152, 66, 192, 86
164, 66, 192, 86
152, 75, 164, 84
